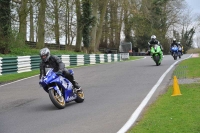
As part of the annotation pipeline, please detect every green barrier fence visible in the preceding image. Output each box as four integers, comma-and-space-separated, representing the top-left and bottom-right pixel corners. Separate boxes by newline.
0, 54, 122, 75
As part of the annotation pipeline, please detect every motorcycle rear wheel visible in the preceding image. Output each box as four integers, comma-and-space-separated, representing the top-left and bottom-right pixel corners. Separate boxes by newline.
75, 90, 84, 103
49, 89, 66, 109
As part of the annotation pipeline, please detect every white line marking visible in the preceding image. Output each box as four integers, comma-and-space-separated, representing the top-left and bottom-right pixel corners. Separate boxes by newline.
117, 54, 193, 133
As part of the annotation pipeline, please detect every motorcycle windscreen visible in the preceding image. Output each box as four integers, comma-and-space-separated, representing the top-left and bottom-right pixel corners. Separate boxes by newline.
44, 69, 58, 84
45, 68, 53, 74
151, 44, 160, 54
172, 46, 178, 51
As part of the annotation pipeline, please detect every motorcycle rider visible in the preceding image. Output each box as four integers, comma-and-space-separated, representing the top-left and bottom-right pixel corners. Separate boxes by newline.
177, 41, 183, 55
170, 38, 178, 55
39, 47, 82, 91
147, 35, 164, 57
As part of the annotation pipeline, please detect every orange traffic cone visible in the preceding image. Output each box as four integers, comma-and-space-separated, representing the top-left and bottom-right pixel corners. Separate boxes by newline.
171, 76, 182, 96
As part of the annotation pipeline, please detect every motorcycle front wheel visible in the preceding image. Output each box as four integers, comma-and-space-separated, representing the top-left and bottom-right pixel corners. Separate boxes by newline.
49, 89, 66, 109
153, 55, 160, 66
173, 55, 177, 60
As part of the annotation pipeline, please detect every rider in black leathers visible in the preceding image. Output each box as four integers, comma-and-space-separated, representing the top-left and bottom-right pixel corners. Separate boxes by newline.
170, 38, 178, 55
170, 38, 178, 47
39, 48, 81, 91
177, 41, 183, 55
147, 35, 163, 56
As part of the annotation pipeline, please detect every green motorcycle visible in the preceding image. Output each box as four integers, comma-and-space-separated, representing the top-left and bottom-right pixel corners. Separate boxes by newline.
150, 44, 163, 66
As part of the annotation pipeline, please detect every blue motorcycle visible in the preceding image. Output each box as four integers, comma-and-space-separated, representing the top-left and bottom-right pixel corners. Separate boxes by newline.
39, 68, 84, 109
171, 46, 178, 60
178, 46, 182, 59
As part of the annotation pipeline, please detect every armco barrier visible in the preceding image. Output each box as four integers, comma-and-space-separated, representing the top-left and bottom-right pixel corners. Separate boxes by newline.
0, 54, 122, 75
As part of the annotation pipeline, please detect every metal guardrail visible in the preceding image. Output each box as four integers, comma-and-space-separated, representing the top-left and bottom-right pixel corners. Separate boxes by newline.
0, 54, 122, 75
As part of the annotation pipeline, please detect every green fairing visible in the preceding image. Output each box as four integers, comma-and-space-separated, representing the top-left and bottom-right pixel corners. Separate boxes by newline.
150, 44, 163, 66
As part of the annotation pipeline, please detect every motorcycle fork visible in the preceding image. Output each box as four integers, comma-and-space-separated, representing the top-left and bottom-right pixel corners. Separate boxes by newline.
48, 84, 62, 97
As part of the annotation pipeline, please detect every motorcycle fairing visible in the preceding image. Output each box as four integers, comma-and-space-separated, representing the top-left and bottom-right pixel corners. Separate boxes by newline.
150, 44, 163, 63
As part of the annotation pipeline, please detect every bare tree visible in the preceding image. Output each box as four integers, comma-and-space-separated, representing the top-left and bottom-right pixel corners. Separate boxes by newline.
75, 0, 82, 52
53, 0, 60, 47
95, 0, 109, 50
18, 0, 28, 45
89, 0, 98, 53
36, 0, 46, 48
29, 0, 34, 42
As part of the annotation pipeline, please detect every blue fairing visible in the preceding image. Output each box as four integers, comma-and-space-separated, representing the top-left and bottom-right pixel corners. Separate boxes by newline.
171, 46, 178, 52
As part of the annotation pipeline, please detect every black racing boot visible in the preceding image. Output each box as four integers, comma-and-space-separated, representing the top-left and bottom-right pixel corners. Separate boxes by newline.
73, 81, 82, 91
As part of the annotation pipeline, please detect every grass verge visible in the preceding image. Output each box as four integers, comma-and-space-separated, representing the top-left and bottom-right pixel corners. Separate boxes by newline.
128, 83, 200, 133
0, 56, 142, 84
128, 57, 200, 133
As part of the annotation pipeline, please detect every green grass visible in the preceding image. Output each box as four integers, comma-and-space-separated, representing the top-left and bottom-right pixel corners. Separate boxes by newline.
0, 48, 85, 57
128, 57, 200, 133
173, 57, 200, 78
0, 56, 141, 84
128, 84, 200, 133
0, 70, 40, 84
129, 56, 143, 60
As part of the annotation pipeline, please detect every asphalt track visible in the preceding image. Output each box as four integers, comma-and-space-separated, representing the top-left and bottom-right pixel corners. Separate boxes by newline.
0, 54, 191, 133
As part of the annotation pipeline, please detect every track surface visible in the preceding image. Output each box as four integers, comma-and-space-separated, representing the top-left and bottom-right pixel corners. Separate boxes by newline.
0, 55, 190, 133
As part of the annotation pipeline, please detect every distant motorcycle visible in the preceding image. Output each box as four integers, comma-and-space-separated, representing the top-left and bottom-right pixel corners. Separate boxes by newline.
150, 44, 163, 66
178, 46, 182, 59
39, 68, 84, 109
171, 46, 178, 60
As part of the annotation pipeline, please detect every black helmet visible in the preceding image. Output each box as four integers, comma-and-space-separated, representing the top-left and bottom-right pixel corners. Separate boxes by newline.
40, 48, 50, 62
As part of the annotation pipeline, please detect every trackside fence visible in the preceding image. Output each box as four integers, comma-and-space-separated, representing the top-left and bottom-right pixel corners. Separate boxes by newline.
0, 54, 122, 75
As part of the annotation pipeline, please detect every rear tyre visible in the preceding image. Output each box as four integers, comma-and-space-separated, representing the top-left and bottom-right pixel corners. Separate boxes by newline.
75, 90, 84, 103
49, 89, 66, 109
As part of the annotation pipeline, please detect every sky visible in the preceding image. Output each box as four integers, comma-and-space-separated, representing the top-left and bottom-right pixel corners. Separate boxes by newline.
185, 0, 200, 15
184, 0, 200, 47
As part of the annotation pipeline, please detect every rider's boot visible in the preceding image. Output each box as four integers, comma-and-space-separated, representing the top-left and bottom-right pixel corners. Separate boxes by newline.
74, 81, 82, 91
71, 78, 82, 92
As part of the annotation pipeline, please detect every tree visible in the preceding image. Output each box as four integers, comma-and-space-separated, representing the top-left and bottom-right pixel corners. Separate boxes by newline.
99, 0, 124, 50
81, 0, 95, 52
88, 0, 98, 53
181, 28, 195, 52
29, 0, 34, 42
95, 0, 109, 50
75, 0, 82, 52
36, 0, 46, 49
18, 0, 28, 45
53, 0, 60, 48
0, 0, 11, 53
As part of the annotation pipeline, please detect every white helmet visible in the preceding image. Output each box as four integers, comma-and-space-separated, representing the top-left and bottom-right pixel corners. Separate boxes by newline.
151, 35, 156, 40
40, 48, 50, 62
